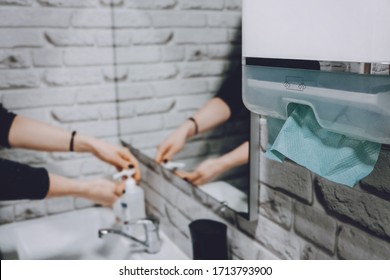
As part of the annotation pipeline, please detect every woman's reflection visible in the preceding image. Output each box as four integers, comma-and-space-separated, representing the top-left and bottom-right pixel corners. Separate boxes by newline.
154, 65, 249, 186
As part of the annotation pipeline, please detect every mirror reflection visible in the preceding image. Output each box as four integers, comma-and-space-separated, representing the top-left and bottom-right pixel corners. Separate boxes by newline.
112, 10, 250, 216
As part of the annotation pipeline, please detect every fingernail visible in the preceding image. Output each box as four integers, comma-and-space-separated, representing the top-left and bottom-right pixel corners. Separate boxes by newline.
128, 164, 134, 169
163, 159, 168, 163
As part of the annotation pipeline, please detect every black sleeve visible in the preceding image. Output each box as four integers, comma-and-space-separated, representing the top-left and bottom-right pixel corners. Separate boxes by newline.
215, 66, 244, 119
0, 104, 17, 148
0, 158, 50, 200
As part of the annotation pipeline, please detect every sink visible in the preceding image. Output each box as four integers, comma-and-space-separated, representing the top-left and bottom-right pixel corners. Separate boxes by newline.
0, 207, 188, 260
200, 181, 248, 213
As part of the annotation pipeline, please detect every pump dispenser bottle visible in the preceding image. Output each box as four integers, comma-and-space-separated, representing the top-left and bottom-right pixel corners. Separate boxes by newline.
112, 169, 146, 224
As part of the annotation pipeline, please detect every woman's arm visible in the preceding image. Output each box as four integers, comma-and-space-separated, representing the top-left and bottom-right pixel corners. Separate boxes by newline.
7, 115, 140, 180
9, 115, 76, 152
155, 97, 231, 162
190, 97, 231, 134
47, 174, 125, 207
176, 141, 249, 186
0, 158, 124, 205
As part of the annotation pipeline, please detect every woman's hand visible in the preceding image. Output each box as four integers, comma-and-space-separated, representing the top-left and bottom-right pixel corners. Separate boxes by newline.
155, 98, 231, 164
89, 139, 141, 181
47, 174, 126, 207
7, 115, 141, 181
176, 157, 226, 186
175, 142, 249, 186
155, 120, 195, 163
81, 179, 126, 207
75, 136, 141, 182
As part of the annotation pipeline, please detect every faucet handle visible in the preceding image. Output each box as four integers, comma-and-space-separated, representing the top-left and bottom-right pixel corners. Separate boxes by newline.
144, 215, 159, 228
126, 215, 159, 231
99, 215, 161, 254
131, 215, 160, 254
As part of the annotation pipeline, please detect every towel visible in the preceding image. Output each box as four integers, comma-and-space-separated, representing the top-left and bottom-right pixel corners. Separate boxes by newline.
266, 105, 381, 187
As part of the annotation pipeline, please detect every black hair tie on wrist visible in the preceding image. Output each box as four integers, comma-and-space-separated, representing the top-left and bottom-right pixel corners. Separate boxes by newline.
188, 117, 199, 135
69, 131, 77, 152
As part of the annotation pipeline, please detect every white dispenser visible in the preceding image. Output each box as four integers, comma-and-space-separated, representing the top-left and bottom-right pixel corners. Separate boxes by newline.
243, 0, 390, 63
162, 161, 185, 171
242, 0, 390, 144
112, 169, 146, 224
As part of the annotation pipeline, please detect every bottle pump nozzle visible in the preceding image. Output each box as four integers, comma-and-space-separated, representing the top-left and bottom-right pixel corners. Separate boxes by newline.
113, 168, 135, 181
162, 161, 185, 171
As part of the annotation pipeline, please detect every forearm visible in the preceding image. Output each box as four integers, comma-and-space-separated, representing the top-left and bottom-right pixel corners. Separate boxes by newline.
46, 173, 87, 198
8, 115, 139, 176
8, 115, 97, 153
155, 97, 232, 163
179, 97, 231, 140
192, 97, 231, 134
47, 174, 122, 206
218, 141, 249, 171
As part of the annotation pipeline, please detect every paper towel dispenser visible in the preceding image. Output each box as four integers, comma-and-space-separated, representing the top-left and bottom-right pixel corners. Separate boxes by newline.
242, 0, 390, 144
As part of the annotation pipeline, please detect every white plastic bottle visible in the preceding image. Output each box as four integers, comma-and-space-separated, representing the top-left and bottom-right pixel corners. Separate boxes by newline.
112, 169, 146, 224
122, 173, 146, 221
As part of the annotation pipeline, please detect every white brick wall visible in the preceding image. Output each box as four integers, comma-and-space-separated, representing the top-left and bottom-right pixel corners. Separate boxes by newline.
0, 0, 243, 227
252, 117, 390, 259
0, 69, 40, 89
0, 29, 43, 48
2, 0, 387, 261
138, 132, 390, 260
0, 9, 72, 27
0, 0, 33, 5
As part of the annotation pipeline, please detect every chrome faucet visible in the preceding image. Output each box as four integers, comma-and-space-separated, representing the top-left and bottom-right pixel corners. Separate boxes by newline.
98, 216, 161, 254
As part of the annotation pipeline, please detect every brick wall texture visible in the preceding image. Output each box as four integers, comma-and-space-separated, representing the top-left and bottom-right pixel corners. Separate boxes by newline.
1, 0, 389, 260
0, 0, 243, 221
140, 115, 390, 260
0, 1, 245, 221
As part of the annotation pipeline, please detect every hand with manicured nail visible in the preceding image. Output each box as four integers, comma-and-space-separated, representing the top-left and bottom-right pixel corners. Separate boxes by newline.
81, 179, 126, 206
155, 124, 191, 163
175, 158, 225, 186
174, 142, 249, 186
88, 139, 141, 182
0, 106, 141, 203
155, 98, 232, 164
47, 175, 126, 207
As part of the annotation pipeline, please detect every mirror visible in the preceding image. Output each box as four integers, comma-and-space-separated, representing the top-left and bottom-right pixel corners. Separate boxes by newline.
110, 7, 252, 219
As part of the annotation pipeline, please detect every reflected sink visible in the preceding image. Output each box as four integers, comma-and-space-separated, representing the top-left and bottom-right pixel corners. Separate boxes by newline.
201, 181, 248, 213
0, 207, 188, 260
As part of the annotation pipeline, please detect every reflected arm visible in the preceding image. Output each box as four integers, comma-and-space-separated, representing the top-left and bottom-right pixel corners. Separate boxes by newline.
217, 141, 249, 171
189, 97, 231, 135
176, 141, 249, 186
155, 97, 232, 162
172, 97, 232, 141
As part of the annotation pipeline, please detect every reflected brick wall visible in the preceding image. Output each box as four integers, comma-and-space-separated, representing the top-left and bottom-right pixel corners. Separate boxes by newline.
0, 0, 245, 223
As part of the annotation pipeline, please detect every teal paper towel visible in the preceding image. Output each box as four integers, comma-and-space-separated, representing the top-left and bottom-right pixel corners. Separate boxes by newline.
266, 105, 381, 187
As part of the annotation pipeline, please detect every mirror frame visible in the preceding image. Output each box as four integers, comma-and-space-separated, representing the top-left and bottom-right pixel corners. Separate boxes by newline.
121, 138, 258, 221
248, 112, 260, 221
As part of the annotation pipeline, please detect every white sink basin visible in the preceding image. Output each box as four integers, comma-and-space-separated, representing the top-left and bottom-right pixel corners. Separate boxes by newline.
201, 181, 248, 213
0, 207, 188, 260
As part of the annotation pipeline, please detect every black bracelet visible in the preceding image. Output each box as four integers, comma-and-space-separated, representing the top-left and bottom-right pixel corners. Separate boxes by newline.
188, 117, 199, 135
69, 131, 77, 152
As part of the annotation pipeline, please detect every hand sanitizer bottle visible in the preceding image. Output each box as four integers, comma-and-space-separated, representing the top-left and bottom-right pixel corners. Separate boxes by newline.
112, 169, 146, 226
